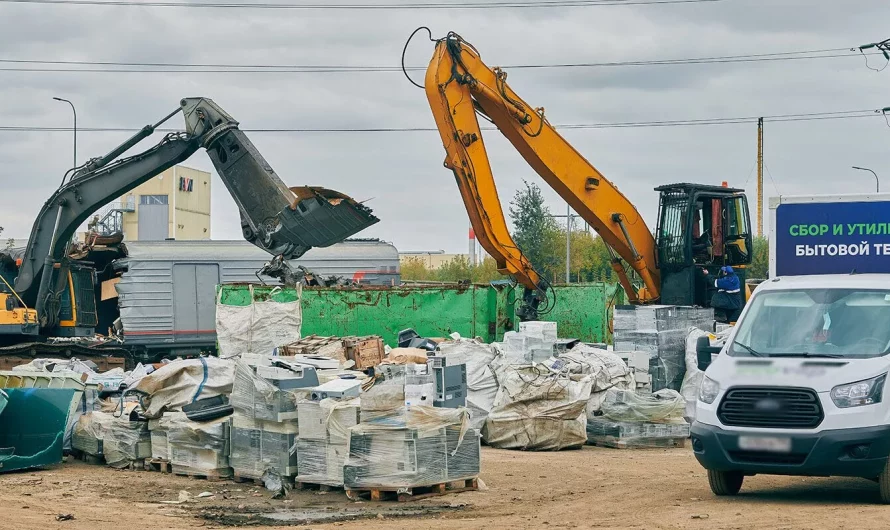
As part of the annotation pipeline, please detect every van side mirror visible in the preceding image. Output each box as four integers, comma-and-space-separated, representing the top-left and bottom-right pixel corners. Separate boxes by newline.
696, 335, 721, 371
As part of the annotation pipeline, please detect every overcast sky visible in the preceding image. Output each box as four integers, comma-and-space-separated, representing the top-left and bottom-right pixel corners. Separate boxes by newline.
1, 0, 889, 254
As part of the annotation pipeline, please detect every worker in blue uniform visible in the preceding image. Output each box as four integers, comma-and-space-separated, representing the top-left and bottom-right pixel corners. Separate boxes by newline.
703, 266, 743, 322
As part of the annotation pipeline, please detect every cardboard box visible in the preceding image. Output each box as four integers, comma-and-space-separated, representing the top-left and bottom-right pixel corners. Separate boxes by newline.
100, 277, 121, 301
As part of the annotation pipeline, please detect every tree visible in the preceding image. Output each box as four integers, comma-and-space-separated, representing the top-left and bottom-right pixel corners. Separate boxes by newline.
400, 256, 433, 281
508, 180, 561, 280
400, 255, 502, 284
748, 236, 769, 279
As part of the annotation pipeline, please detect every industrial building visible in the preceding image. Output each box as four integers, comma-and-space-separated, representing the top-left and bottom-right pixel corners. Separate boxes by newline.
99, 165, 212, 241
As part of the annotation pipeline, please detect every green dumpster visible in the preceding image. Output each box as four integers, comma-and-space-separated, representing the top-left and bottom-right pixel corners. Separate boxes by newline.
0, 388, 76, 473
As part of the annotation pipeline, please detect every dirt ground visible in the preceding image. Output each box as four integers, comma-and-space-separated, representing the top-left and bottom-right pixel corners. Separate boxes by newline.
2, 446, 889, 530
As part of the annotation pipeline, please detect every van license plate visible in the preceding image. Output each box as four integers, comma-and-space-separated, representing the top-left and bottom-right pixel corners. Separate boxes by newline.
738, 436, 792, 453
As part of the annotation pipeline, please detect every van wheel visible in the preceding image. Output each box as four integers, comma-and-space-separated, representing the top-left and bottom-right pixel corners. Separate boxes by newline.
878, 458, 890, 503
708, 469, 744, 496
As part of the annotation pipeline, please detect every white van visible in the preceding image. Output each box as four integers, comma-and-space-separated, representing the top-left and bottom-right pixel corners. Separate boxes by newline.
691, 273, 890, 502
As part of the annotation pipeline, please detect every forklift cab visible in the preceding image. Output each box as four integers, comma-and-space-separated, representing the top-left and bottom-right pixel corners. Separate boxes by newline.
654, 183, 753, 312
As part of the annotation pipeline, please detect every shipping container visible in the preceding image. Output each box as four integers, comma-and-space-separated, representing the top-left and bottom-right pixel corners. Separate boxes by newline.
113, 239, 399, 360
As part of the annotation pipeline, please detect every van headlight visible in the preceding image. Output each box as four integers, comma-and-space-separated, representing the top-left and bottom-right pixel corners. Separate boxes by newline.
699, 375, 720, 404
831, 374, 887, 408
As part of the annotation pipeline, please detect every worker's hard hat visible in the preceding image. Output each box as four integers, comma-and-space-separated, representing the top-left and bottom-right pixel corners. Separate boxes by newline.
721, 266, 734, 274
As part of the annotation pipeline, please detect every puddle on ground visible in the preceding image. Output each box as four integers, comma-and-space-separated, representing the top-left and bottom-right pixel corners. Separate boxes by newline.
198, 504, 464, 526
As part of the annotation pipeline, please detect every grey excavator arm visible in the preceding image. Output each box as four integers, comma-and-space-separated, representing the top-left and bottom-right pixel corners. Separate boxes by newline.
14, 97, 378, 329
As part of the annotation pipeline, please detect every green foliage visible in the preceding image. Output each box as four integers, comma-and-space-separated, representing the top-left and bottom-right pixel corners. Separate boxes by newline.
508, 180, 561, 279
401, 255, 502, 284
748, 236, 769, 279
543, 228, 616, 283
400, 256, 432, 281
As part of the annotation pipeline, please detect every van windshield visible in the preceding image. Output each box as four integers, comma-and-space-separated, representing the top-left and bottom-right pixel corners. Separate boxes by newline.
730, 288, 890, 358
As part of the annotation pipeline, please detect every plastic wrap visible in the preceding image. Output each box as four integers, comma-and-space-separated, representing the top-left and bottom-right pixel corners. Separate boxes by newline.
436, 339, 500, 431
72, 412, 114, 456
166, 412, 231, 476
613, 305, 714, 391
485, 365, 593, 451
296, 439, 348, 486
586, 416, 690, 448
104, 418, 151, 468
64, 387, 101, 453
216, 284, 302, 358
520, 321, 558, 362
88, 368, 127, 392
129, 357, 235, 418
360, 378, 408, 426
343, 405, 478, 489
549, 346, 634, 417
598, 388, 685, 423
231, 360, 303, 422
297, 398, 360, 443
502, 331, 552, 365
148, 416, 173, 461
518, 321, 558, 343
680, 326, 732, 422
230, 414, 298, 479
74, 412, 151, 467
11, 357, 97, 375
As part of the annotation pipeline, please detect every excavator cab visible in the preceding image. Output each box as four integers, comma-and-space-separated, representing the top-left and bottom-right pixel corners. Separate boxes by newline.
53, 262, 99, 337
655, 183, 753, 309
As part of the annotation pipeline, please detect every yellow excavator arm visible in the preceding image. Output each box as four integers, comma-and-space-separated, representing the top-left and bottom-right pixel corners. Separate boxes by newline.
424, 32, 660, 309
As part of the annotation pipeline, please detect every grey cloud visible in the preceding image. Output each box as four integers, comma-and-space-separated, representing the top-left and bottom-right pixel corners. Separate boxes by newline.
1, 0, 889, 254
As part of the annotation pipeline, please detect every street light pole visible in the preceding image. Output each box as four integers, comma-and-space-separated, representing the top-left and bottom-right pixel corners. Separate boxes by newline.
53, 97, 76, 169
852, 166, 880, 192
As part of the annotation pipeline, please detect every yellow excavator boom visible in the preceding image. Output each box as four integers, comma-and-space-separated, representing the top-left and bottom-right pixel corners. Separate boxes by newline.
424, 33, 660, 307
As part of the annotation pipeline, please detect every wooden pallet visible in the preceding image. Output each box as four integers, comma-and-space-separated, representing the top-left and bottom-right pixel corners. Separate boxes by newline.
346, 477, 478, 502
587, 436, 688, 450
118, 459, 146, 471
145, 458, 172, 473
232, 473, 295, 487
171, 465, 231, 482
70, 450, 104, 466
295, 480, 343, 492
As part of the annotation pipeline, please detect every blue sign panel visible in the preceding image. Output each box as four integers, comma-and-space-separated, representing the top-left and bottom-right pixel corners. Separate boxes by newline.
775, 201, 890, 276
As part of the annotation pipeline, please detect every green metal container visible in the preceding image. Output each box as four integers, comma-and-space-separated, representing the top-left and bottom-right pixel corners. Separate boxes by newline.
0, 388, 76, 473
217, 282, 621, 346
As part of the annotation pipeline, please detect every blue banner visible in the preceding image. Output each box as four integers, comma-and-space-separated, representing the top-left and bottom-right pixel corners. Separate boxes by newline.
776, 201, 890, 276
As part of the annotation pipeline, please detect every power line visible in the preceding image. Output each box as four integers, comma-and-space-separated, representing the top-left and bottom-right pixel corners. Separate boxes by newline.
0, 0, 724, 9
0, 109, 880, 134
0, 48, 873, 74
764, 163, 780, 195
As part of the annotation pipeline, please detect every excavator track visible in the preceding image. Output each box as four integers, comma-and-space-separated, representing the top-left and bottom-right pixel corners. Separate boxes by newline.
0, 342, 129, 369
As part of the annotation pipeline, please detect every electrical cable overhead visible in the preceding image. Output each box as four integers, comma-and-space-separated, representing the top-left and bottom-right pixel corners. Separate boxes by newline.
764, 164, 780, 195
742, 160, 757, 188
0, 109, 882, 134
859, 38, 890, 72
0, 0, 725, 9
0, 48, 876, 74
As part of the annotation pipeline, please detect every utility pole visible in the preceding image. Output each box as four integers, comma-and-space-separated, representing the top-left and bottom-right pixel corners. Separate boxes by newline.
757, 117, 764, 237
565, 203, 571, 284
